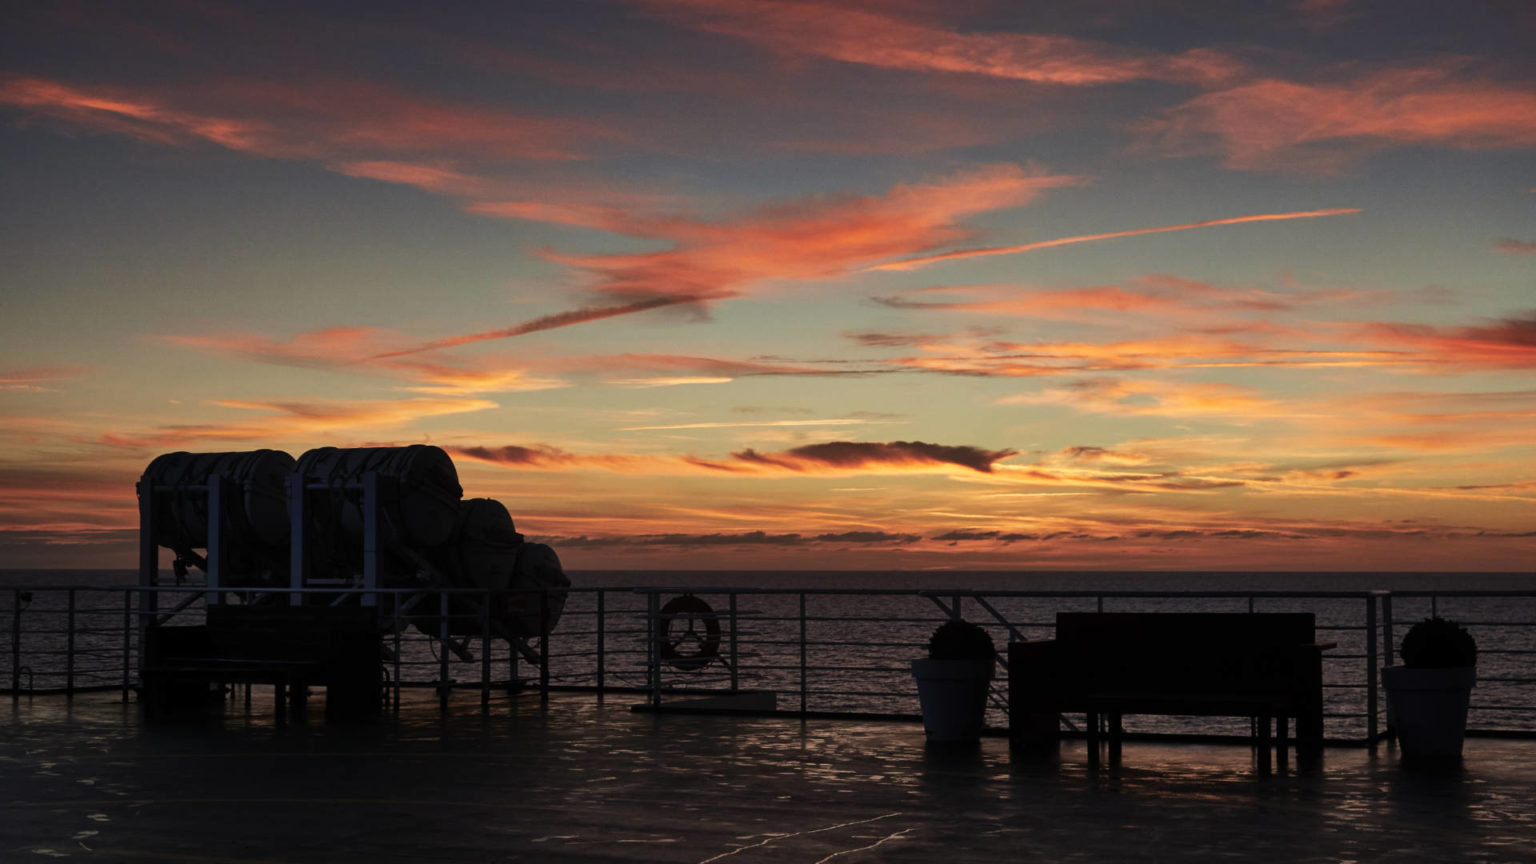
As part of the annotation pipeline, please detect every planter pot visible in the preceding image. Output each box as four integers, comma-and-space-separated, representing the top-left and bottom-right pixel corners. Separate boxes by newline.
1382, 665, 1476, 758
912, 658, 994, 742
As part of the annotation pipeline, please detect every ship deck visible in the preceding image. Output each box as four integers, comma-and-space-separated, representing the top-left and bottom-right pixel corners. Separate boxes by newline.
4, 690, 1535, 862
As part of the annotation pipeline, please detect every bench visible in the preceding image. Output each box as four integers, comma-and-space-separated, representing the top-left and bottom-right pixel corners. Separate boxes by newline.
141, 605, 382, 722
1009, 613, 1329, 774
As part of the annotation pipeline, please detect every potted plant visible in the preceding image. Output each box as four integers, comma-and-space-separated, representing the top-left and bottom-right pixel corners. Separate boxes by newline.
912, 619, 996, 742
1381, 617, 1477, 758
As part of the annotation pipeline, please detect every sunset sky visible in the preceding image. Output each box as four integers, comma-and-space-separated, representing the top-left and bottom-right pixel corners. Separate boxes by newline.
2, 1, 1533, 572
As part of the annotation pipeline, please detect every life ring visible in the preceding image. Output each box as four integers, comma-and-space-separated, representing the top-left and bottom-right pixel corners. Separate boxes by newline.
659, 594, 721, 671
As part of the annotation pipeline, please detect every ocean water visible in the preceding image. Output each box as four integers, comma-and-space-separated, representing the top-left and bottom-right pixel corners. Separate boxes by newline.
4, 569, 1534, 739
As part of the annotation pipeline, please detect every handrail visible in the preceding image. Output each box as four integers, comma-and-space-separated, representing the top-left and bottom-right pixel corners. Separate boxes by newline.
5, 583, 1536, 744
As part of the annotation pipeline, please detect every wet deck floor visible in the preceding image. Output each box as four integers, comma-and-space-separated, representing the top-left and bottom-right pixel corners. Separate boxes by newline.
3, 691, 1534, 862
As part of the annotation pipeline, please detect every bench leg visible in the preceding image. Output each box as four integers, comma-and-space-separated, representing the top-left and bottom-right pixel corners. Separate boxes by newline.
1086, 711, 1100, 770
1277, 716, 1289, 771
1297, 705, 1324, 761
290, 675, 308, 723
274, 679, 286, 723
1109, 713, 1123, 764
1256, 715, 1272, 777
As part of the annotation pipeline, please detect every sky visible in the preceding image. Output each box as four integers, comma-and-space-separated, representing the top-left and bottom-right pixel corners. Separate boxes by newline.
1, 0, 1533, 572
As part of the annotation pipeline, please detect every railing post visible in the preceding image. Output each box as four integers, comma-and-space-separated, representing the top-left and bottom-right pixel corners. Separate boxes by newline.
438, 591, 450, 711
481, 590, 492, 711
205, 475, 224, 606
121, 590, 132, 702
361, 473, 381, 608
1366, 594, 1379, 743
647, 591, 661, 707
729, 592, 739, 692
596, 590, 606, 698
66, 589, 76, 696
288, 474, 306, 607
799, 592, 808, 716
1383, 591, 1395, 739
10, 589, 21, 695
539, 590, 550, 704
393, 605, 402, 713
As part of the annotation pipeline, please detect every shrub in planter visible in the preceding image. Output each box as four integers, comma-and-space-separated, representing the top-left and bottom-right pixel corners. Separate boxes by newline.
1382, 617, 1477, 759
912, 620, 996, 742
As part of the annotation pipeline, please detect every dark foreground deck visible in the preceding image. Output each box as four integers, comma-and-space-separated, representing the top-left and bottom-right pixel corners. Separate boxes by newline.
4, 691, 1535, 862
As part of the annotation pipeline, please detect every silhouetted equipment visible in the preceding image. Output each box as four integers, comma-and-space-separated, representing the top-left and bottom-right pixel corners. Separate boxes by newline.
135, 445, 570, 722
1009, 613, 1330, 775
418, 498, 568, 637
294, 445, 463, 586
138, 449, 295, 583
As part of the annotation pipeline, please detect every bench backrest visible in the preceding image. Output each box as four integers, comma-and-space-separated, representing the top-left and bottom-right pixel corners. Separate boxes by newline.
206, 604, 380, 662
1051, 612, 1316, 697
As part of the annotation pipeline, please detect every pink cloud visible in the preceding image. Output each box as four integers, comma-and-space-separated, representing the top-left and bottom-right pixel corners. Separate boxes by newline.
1147, 66, 1536, 170
1494, 238, 1536, 255
632, 0, 1243, 86
1356, 312, 1536, 369
0, 75, 609, 164
386, 163, 1078, 353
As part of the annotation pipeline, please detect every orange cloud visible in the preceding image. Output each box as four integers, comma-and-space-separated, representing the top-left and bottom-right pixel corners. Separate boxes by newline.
1357, 312, 1536, 369
161, 328, 566, 395
871, 208, 1361, 271
1148, 66, 1536, 170
1494, 238, 1536, 255
880, 274, 1388, 322
632, 0, 1243, 86
385, 163, 1078, 353
100, 397, 496, 450
0, 366, 90, 392
999, 378, 1285, 420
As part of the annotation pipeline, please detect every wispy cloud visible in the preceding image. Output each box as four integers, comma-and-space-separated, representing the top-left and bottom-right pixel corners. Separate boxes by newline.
632, 0, 1243, 86
0, 75, 610, 162
999, 378, 1287, 420
1494, 238, 1536, 255
869, 208, 1360, 271
385, 163, 1078, 352
1357, 311, 1536, 369
1147, 65, 1536, 170
0, 366, 91, 392
162, 329, 567, 395
100, 397, 496, 450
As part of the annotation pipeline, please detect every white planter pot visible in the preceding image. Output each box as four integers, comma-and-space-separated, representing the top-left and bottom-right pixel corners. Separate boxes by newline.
1382, 665, 1476, 758
912, 658, 994, 742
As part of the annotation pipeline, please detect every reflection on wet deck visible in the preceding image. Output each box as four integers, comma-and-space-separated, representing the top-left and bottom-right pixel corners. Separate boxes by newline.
4, 690, 1534, 861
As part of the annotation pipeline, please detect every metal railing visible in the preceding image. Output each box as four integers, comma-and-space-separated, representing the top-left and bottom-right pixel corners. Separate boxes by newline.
5, 583, 1535, 744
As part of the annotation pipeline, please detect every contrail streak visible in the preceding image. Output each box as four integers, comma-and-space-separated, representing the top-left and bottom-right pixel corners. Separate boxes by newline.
869, 208, 1362, 272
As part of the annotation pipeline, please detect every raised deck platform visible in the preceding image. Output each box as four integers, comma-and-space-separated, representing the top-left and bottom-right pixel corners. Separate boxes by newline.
5, 690, 1535, 861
